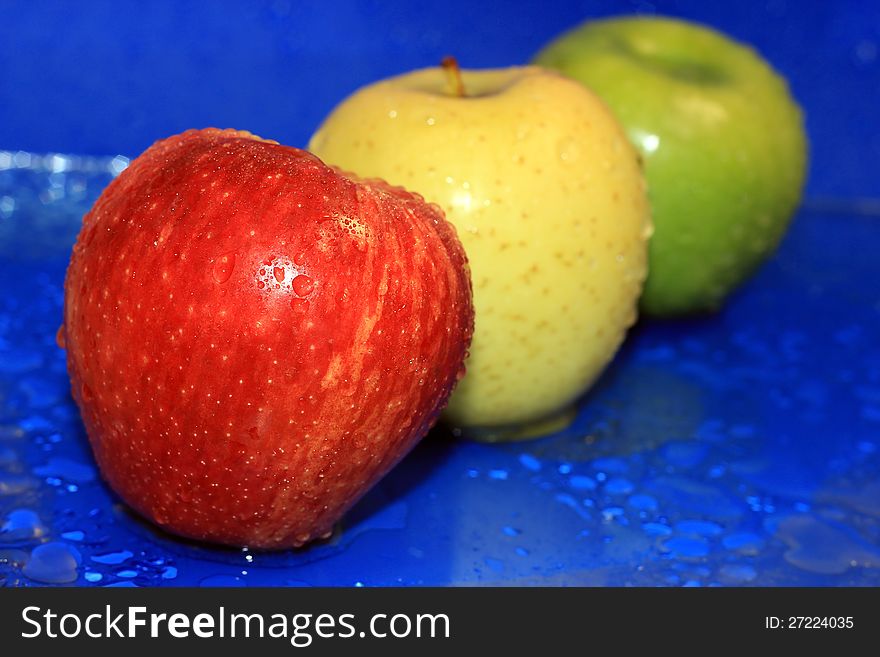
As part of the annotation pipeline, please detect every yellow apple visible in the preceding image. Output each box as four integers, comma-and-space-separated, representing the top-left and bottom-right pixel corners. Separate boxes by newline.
309, 63, 651, 438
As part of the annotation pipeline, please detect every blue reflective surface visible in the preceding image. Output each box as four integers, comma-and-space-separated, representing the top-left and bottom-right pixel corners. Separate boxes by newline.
1, 158, 877, 587
1, 0, 879, 587
0, 1, 878, 199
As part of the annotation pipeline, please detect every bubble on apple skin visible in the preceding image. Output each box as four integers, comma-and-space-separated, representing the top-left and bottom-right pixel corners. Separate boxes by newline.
256, 256, 300, 293
290, 298, 310, 312
22, 542, 82, 584
212, 252, 236, 284
292, 274, 314, 297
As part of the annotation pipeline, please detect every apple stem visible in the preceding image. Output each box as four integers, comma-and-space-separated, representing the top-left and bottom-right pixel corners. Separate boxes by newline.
441, 56, 466, 97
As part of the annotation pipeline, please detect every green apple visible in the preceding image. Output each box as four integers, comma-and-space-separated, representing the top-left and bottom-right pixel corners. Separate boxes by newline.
535, 16, 808, 315
309, 63, 651, 437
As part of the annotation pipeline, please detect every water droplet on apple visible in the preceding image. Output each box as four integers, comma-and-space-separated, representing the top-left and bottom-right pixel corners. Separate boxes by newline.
290, 298, 310, 312
294, 251, 306, 266
81, 383, 93, 402
212, 253, 236, 284
292, 275, 314, 297
55, 325, 66, 349
273, 266, 285, 283
557, 137, 580, 163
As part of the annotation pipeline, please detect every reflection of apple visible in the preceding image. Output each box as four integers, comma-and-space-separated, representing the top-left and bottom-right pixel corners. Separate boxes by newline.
310, 62, 651, 436
62, 128, 474, 548
535, 16, 808, 315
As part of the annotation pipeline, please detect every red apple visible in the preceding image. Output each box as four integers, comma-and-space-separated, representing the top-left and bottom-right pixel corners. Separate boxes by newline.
61, 128, 474, 549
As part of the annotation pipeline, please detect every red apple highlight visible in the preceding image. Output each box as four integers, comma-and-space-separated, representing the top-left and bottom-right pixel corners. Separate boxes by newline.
61, 128, 474, 549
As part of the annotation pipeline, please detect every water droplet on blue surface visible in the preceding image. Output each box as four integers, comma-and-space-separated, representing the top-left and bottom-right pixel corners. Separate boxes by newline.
591, 457, 629, 473
84, 571, 103, 583
642, 522, 673, 536
721, 532, 764, 555
628, 494, 658, 511
488, 469, 508, 481
675, 520, 723, 537
569, 475, 596, 490
1, 509, 46, 541
554, 493, 590, 521
200, 574, 246, 587
719, 564, 757, 582
91, 549, 133, 565
484, 557, 504, 573
769, 514, 880, 574
0, 548, 29, 568
116, 569, 138, 578
0, 472, 35, 496
518, 454, 541, 472
661, 536, 710, 559
662, 442, 707, 467
22, 542, 81, 584
161, 566, 178, 580
707, 465, 726, 478
18, 415, 55, 434
502, 526, 521, 537
604, 478, 635, 495
33, 457, 96, 483
601, 507, 625, 522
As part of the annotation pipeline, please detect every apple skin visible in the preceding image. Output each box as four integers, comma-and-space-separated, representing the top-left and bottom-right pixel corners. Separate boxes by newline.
61, 128, 474, 549
309, 66, 651, 435
535, 16, 808, 315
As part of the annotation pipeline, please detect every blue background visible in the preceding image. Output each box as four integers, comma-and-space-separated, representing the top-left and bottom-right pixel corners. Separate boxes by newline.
0, 0, 878, 199
1, 1, 879, 587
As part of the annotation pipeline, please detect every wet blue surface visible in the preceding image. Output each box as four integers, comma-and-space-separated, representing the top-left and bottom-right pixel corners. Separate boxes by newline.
0, 1, 878, 200
1, 156, 878, 587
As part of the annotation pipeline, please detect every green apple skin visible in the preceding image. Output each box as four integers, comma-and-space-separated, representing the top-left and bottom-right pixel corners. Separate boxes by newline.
310, 66, 651, 435
535, 16, 808, 315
